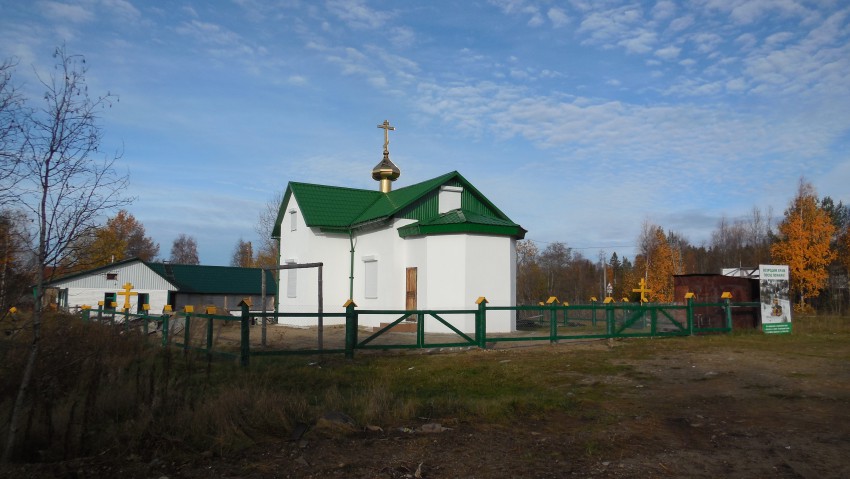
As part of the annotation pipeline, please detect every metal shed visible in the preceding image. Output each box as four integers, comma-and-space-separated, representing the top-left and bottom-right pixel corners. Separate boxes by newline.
674, 274, 760, 329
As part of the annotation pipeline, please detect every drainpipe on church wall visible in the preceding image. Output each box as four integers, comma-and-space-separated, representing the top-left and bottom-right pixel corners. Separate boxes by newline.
274, 235, 281, 312
348, 230, 356, 299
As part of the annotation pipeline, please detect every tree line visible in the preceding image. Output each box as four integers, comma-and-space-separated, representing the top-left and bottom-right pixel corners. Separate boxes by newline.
517, 179, 849, 314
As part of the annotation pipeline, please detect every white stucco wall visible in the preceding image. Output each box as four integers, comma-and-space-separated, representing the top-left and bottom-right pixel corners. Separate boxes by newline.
48, 261, 175, 313
64, 288, 171, 313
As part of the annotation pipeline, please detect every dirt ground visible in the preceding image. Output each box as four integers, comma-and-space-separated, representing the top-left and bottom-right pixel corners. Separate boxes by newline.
6, 325, 850, 478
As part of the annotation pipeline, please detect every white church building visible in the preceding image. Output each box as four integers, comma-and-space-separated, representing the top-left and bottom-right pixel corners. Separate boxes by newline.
272, 122, 526, 333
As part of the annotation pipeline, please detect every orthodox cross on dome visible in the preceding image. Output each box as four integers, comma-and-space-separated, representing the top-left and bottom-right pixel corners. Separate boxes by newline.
632, 278, 652, 303
377, 120, 395, 155
372, 120, 401, 193
117, 282, 138, 310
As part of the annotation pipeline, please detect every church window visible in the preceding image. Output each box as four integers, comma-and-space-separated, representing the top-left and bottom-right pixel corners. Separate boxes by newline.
363, 256, 378, 299
286, 260, 297, 298
290, 210, 297, 231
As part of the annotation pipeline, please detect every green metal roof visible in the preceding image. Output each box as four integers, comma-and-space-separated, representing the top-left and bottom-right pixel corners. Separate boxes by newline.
397, 209, 527, 238
353, 171, 457, 224
272, 171, 525, 239
146, 263, 275, 294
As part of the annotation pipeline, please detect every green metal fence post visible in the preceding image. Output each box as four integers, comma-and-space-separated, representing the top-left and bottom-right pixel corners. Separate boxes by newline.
206, 316, 214, 356
605, 300, 614, 336
686, 296, 694, 335
417, 312, 425, 348
161, 314, 170, 347
724, 298, 732, 332
591, 299, 597, 327
183, 312, 191, 356
344, 300, 357, 359
607, 302, 615, 337
240, 300, 251, 367
650, 307, 657, 335
546, 297, 559, 344
124, 309, 130, 333
82, 307, 90, 323
476, 297, 488, 349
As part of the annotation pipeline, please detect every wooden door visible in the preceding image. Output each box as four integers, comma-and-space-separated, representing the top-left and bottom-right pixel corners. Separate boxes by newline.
405, 267, 417, 315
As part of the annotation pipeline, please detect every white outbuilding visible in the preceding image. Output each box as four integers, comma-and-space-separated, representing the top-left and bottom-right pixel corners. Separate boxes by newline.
44, 258, 275, 314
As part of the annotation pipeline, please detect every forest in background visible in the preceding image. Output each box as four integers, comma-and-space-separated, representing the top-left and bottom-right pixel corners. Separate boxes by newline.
517, 180, 849, 314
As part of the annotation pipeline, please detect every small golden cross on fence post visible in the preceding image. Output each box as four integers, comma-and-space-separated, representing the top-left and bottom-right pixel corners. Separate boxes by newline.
632, 278, 652, 304
117, 282, 138, 311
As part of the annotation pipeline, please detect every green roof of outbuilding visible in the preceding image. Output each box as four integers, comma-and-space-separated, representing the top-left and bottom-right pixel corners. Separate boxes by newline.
146, 263, 275, 294
272, 171, 525, 238
46, 259, 276, 295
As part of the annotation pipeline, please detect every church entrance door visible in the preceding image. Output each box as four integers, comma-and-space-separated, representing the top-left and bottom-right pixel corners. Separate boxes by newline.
405, 267, 417, 320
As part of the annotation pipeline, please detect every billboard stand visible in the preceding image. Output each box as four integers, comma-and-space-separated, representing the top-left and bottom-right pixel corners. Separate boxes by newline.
759, 264, 792, 334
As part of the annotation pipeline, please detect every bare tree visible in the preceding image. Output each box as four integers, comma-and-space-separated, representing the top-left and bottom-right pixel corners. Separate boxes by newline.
254, 192, 281, 268
170, 233, 200, 264
0, 58, 24, 204
539, 242, 572, 299
3, 47, 131, 461
231, 238, 255, 267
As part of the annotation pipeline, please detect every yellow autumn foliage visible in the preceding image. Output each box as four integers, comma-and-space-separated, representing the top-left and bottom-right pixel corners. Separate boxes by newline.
770, 182, 836, 309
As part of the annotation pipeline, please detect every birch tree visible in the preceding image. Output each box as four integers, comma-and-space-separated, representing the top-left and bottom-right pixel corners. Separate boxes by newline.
170, 233, 200, 264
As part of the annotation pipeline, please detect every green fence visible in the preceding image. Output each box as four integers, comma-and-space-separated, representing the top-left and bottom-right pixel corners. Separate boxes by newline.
79, 298, 758, 365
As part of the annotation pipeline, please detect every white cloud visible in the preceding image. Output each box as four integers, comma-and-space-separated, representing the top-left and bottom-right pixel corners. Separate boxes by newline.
618, 30, 657, 54
735, 33, 758, 50
690, 32, 723, 54
702, 0, 816, 25
526, 8, 545, 27
655, 45, 681, 60
668, 14, 694, 32
100, 0, 141, 21
764, 31, 795, 46
652, 1, 677, 20
176, 20, 244, 47
547, 7, 570, 28
390, 26, 416, 48
325, 0, 392, 30
288, 75, 308, 86
725, 77, 746, 91
40, 1, 93, 23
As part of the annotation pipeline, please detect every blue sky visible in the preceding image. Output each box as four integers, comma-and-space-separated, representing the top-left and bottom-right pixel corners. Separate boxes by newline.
2, 0, 849, 266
